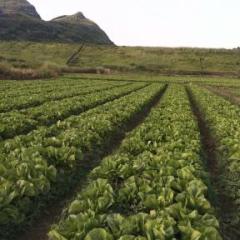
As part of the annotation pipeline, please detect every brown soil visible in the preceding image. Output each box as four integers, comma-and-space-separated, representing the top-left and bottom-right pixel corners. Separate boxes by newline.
205, 86, 240, 106
17, 84, 168, 240
186, 86, 239, 240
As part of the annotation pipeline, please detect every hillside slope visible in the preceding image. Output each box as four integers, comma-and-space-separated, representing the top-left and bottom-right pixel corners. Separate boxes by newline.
0, 0, 113, 44
1, 41, 240, 77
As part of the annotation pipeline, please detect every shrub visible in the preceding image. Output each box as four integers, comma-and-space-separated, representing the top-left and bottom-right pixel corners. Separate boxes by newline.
0, 62, 11, 75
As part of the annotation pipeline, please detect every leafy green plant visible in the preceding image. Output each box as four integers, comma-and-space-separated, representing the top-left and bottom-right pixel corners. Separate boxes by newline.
49, 85, 222, 240
190, 85, 240, 238
0, 83, 165, 238
0, 82, 144, 139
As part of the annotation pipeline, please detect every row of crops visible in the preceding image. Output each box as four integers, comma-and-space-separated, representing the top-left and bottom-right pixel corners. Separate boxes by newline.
0, 81, 166, 238
190, 86, 240, 238
0, 77, 240, 240
0, 82, 149, 139
0, 80, 129, 112
48, 85, 222, 240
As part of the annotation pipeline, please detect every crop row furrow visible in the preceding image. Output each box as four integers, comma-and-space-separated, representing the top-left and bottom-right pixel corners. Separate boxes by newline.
189, 85, 240, 240
49, 85, 222, 240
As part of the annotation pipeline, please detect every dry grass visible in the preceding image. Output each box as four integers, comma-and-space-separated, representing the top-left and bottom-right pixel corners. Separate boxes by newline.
0, 61, 111, 80
0, 62, 60, 80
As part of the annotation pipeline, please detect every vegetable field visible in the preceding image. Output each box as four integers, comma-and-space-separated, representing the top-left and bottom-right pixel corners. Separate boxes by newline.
0, 76, 240, 240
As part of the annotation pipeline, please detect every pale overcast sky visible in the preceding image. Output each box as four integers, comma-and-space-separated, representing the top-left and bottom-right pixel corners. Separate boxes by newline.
29, 0, 239, 48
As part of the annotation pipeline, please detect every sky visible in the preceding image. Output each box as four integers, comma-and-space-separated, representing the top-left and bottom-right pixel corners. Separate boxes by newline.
29, 0, 240, 49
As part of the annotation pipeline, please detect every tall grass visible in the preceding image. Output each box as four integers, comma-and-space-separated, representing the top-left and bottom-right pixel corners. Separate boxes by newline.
0, 62, 61, 80
0, 61, 111, 80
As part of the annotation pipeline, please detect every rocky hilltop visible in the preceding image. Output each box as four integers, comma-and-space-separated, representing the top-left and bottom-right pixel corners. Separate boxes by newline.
52, 12, 92, 24
0, 0, 40, 18
0, 0, 113, 44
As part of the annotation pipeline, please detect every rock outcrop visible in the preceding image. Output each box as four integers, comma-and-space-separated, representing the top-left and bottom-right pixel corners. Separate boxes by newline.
0, 0, 40, 18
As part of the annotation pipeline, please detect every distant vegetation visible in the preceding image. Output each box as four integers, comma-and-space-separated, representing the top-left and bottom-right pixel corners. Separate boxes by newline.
1, 41, 240, 79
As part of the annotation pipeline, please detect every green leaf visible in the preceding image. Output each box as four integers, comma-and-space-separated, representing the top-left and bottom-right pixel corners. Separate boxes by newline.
84, 228, 113, 240
118, 235, 135, 240
143, 194, 158, 209
178, 225, 201, 240
48, 230, 68, 240
68, 200, 84, 214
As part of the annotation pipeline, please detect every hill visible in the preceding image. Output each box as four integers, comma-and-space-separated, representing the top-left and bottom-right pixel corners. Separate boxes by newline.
1, 41, 240, 77
0, 0, 113, 44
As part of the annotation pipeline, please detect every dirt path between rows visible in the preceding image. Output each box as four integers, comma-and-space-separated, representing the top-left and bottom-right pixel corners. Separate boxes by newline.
17, 84, 168, 240
204, 85, 240, 106
186, 86, 239, 240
